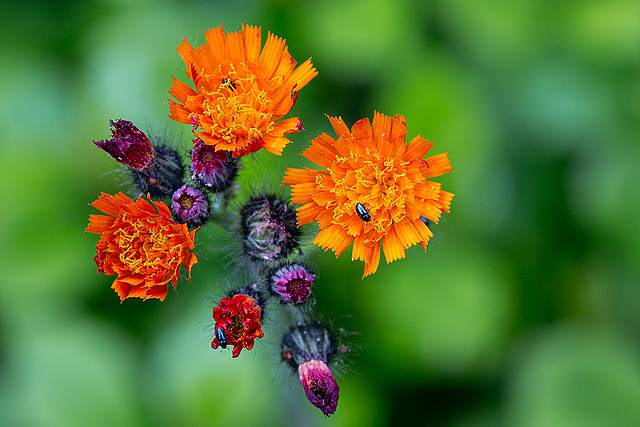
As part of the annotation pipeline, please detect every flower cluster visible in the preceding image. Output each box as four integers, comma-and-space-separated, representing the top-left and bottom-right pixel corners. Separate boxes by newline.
86, 23, 453, 418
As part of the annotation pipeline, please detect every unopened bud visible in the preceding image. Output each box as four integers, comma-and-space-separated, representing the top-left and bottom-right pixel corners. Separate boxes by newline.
298, 360, 339, 416
94, 119, 155, 171
190, 138, 238, 191
130, 145, 185, 198
282, 322, 341, 416
240, 195, 300, 263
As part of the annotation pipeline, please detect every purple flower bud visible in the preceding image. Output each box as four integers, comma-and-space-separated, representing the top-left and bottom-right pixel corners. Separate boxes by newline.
94, 120, 155, 171
171, 184, 209, 226
298, 359, 339, 417
270, 263, 315, 304
190, 139, 238, 191
240, 195, 300, 263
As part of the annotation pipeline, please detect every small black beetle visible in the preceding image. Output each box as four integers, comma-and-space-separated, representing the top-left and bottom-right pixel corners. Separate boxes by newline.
215, 327, 227, 349
355, 202, 371, 222
221, 78, 236, 91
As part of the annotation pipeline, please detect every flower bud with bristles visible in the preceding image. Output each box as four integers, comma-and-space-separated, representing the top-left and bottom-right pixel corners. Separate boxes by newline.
130, 145, 185, 198
240, 194, 300, 264
281, 322, 339, 416
190, 138, 239, 191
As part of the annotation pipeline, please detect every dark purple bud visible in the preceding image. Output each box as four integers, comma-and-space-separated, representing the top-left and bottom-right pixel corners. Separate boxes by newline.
190, 139, 238, 191
94, 120, 155, 171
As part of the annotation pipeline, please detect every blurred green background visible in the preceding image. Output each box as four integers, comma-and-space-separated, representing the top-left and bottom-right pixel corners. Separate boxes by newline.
2, 0, 640, 425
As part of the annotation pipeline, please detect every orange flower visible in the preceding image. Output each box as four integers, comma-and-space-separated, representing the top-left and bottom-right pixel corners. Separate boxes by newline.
85, 192, 198, 301
283, 112, 454, 277
168, 24, 317, 157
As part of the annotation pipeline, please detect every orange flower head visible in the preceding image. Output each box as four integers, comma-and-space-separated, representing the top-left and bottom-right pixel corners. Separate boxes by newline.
283, 112, 454, 278
169, 24, 317, 157
85, 192, 198, 301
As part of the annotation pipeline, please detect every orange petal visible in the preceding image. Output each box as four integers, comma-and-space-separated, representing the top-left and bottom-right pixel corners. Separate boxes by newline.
272, 46, 295, 80
282, 167, 319, 186
168, 100, 192, 124
112, 279, 133, 302
296, 203, 323, 225
259, 32, 287, 79
311, 188, 336, 208
362, 243, 381, 278
143, 284, 169, 301
402, 135, 434, 161
351, 233, 365, 262
388, 114, 407, 147
286, 57, 318, 91
311, 224, 353, 257
204, 25, 228, 61
242, 24, 262, 63
421, 152, 453, 178
85, 214, 115, 234
438, 190, 455, 213
393, 219, 421, 249
371, 111, 392, 148
262, 135, 291, 156
343, 213, 365, 236
418, 199, 444, 224
327, 115, 351, 138
414, 219, 433, 246
226, 29, 245, 63
350, 117, 371, 140
176, 38, 196, 74
303, 133, 339, 168
381, 226, 406, 264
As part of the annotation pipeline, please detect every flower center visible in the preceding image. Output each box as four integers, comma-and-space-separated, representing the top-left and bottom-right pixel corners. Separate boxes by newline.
199, 146, 220, 164
330, 147, 413, 234
116, 219, 168, 273
285, 278, 309, 300
228, 313, 246, 342
177, 194, 195, 210
192, 67, 276, 152
204, 95, 273, 143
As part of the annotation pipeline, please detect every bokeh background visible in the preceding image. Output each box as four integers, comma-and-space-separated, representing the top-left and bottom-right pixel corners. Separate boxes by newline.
2, 0, 640, 426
